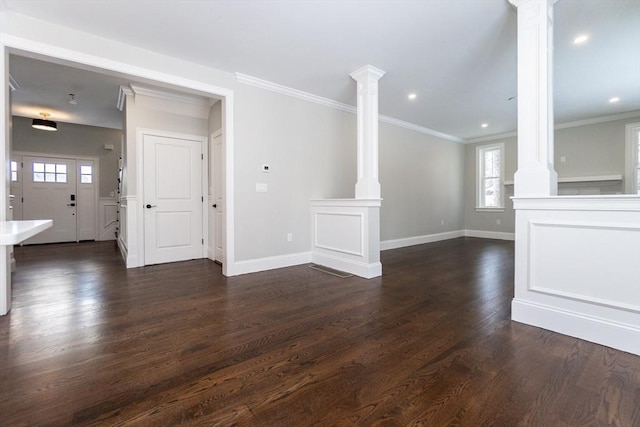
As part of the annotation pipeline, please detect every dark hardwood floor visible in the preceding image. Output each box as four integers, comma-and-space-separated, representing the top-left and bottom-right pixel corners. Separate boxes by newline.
1, 238, 638, 426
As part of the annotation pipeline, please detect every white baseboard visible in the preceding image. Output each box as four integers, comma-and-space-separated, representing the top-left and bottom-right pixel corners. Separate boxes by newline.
464, 229, 515, 240
234, 251, 312, 275
381, 230, 465, 251
512, 299, 640, 356
311, 252, 382, 279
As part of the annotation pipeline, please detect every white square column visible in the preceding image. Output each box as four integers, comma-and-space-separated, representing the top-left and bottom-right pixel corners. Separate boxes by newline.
350, 65, 385, 199
509, 0, 558, 196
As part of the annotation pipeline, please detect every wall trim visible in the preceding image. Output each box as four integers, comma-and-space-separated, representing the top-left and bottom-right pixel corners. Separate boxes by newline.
234, 251, 312, 276
464, 230, 515, 241
512, 298, 640, 356
380, 230, 465, 251
235, 72, 464, 143
466, 110, 640, 144
311, 252, 382, 279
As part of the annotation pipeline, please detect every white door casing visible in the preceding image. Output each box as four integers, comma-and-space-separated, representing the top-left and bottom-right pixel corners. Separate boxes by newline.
212, 130, 224, 263
142, 131, 206, 265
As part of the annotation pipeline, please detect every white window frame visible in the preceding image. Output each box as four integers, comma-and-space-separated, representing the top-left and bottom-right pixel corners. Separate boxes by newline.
625, 122, 640, 194
476, 142, 505, 212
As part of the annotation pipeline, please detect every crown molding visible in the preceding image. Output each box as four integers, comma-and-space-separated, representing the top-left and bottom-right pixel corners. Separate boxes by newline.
465, 110, 640, 144
554, 110, 640, 130
8, 74, 19, 91
378, 115, 465, 143
128, 84, 211, 106
235, 72, 464, 143
116, 85, 133, 111
235, 73, 356, 114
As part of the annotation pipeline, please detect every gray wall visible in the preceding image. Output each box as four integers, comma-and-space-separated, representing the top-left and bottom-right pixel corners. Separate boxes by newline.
12, 116, 122, 198
464, 115, 640, 233
380, 123, 465, 240
233, 84, 357, 261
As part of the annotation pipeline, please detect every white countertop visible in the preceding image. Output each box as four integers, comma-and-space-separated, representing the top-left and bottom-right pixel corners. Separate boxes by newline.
0, 220, 53, 245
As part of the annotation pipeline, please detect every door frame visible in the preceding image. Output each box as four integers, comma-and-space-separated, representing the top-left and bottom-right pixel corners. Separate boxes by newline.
12, 151, 100, 241
1, 37, 236, 315
137, 128, 208, 266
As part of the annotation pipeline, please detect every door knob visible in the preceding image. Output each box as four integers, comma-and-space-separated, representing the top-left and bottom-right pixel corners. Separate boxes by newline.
212, 204, 217, 208
67, 203, 76, 207
146, 204, 157, 209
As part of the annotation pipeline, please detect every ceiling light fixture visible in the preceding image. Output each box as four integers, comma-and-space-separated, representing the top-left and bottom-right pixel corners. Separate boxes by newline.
573, 34, 589, 45
32, 112, 57, 132
609, 97, 620, 103
481, 123, 489, 128
68, 93, 78, 105
408, 93, 417, 100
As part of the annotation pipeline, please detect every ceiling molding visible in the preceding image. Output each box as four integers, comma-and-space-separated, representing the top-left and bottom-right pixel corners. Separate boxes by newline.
466, 131, 518, 144
116, 85, 133, 111
128, 84, 211, 107
378, 115, 466, 143
8, 74, 19, 91
235, 72, 464, 143
466, 110, 640, 144
235, 73, 356, 114
554, 110, 640, 130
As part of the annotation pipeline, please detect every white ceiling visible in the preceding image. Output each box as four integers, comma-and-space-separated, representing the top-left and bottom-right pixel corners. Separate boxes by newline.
4, 0, 640, 140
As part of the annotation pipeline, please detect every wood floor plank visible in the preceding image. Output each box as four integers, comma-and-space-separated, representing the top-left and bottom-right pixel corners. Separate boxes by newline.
0, 238, 638, 426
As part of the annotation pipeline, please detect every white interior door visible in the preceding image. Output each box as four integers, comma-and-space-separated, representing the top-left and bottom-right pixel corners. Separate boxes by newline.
22, 156, 77, 244
212, 132, 224, 262
143, 133, 204, 265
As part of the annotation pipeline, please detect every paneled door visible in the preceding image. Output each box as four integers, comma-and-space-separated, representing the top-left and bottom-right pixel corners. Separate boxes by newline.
22, 156, 78, 244
143, 133, 204, 265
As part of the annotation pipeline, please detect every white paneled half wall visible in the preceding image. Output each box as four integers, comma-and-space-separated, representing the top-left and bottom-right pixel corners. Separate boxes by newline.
512, 196, 640, 355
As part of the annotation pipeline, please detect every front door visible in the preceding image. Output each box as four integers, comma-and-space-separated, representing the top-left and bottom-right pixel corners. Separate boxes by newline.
22, 156, 78, 244
143, 133, 204, 265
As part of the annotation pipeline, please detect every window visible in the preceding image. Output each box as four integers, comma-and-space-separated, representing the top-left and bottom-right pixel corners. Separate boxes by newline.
33, 162, 67, 183
477, 142, 505, 210
625, 123, 640, 194
80, 165, 93, 184
10, 161, 18, 182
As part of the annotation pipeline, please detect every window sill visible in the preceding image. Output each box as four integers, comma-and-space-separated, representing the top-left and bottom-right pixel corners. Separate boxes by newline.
475, 207, 505, 213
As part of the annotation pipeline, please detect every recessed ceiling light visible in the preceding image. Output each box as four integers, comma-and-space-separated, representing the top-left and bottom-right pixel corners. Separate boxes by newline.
609, 97, 620, 103
481, 123, 489, 128
573, 34, 589, 45
408, 93, 417, 100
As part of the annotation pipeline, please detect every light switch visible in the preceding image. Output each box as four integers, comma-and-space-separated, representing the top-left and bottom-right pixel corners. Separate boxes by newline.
256, 183, 268, 192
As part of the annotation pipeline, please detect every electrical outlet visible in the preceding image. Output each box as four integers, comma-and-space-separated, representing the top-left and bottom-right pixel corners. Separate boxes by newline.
287, 233, 293, 242
441, 219, 445, 226
560, 156, 566, 163
496, 219, 501, 225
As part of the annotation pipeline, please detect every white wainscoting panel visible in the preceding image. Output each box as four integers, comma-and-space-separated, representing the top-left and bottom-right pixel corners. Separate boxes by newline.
311, 199, 381, 279
512, 196, 640, 355
315, 213, 363, 256
97, 197, 119, 241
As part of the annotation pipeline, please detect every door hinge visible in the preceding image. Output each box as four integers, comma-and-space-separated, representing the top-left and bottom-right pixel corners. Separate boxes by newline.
201, 154, 204, 160
202, 196, 204, 202
202, 238, 204, 245
21, 197, 24, 203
